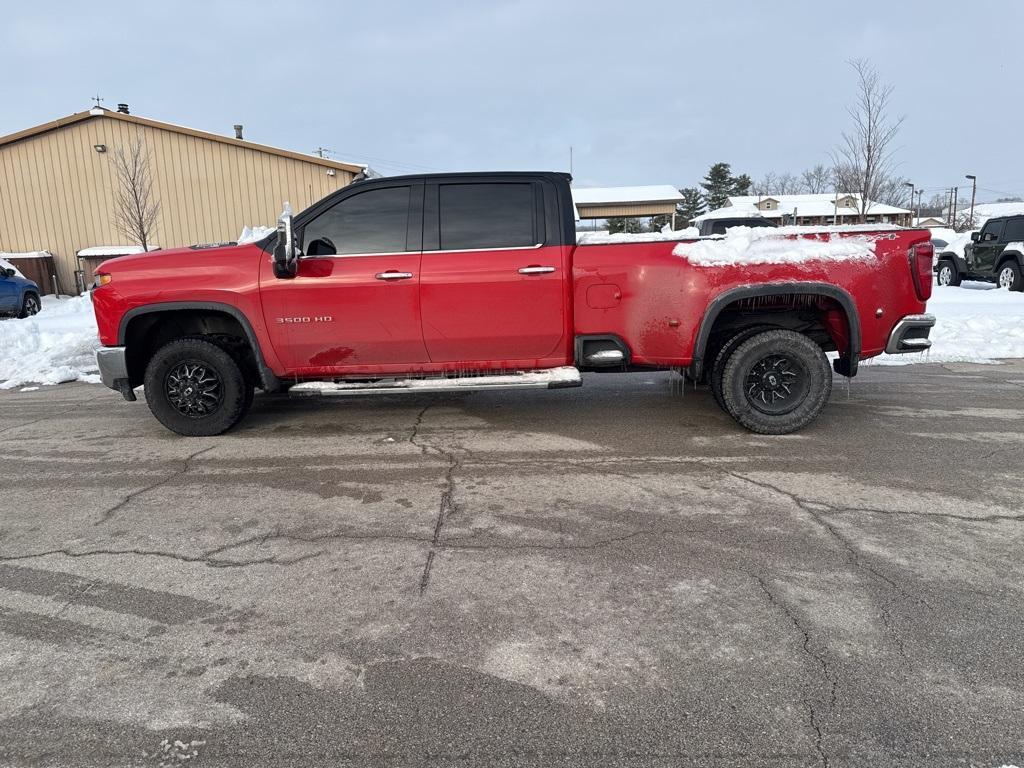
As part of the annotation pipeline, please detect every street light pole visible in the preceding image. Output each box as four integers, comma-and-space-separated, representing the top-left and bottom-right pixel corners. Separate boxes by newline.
965, 174, 977, 229
904, 181, 915, 226
916, 189, 924, 220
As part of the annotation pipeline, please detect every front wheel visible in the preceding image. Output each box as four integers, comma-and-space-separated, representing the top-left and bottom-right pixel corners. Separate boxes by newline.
720, 330, 832, 435
936, 260, 961, 287
997, 262, 1024, 292
18, 292, 40, 318
143, 338, 253, 436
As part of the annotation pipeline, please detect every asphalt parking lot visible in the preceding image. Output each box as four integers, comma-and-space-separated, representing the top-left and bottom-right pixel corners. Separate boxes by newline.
1, 362, 1023, 768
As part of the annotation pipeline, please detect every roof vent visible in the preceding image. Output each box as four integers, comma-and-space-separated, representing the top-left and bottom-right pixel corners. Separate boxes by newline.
234, 124, 243, 140
116, 103, 130, 114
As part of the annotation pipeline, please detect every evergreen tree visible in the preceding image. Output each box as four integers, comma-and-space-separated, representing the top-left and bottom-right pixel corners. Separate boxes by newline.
731, 173, 752, 196
605, 217, 644, 234
701, 163, 733, 211
677, 187, 705, 226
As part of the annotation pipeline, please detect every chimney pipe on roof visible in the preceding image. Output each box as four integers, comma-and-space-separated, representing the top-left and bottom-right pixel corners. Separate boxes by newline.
234, 124, 244, 140
116, 103, 129, 114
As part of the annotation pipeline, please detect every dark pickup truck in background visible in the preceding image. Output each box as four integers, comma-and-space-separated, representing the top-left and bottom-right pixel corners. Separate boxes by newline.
935, 214, 1024, 290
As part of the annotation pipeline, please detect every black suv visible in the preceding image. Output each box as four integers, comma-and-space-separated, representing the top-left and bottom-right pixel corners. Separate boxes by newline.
935, 215, 1024, 290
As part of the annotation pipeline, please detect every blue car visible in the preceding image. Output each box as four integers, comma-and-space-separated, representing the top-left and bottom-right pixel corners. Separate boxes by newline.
0, 261, 41, 318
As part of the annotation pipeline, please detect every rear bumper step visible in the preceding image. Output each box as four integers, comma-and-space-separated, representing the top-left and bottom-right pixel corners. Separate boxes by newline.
290, 366, 582, 397
885, 313, 936, 354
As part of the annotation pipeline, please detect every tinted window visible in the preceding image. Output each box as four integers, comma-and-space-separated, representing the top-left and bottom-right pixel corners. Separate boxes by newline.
1002, 218, 1024, 242
439, 183, 536, 250
304, 186, 410, 255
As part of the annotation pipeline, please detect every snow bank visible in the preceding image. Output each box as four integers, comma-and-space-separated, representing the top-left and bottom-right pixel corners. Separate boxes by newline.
872, 281, 1024, 365
238, 226, 275, 244
673, 227, 875, 267
0, 294, 101, 389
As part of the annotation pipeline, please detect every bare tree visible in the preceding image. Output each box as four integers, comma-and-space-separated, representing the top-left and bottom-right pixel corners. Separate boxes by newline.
831, 59, 905, 221
112, 132, 161, 251
800, 164, 834, 194
751, 171, 778, 197
752, 171, 801, 196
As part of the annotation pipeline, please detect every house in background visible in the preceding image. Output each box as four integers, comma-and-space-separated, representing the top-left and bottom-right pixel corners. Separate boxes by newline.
695, 193, 912, 228
0, 105, 368, 292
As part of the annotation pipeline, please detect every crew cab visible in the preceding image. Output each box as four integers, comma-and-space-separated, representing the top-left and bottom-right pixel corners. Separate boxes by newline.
935, 214, 1024, 290
91, 172, 935, 436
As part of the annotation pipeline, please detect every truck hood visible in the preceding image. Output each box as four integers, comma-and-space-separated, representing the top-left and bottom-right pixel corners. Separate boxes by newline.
94, 242, 260, 275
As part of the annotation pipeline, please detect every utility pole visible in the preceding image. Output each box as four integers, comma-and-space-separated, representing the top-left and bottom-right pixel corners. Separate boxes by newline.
915, 189, 924, 221
313, 147, 331, 158
951, 187, 959, 228
965, 174, 977, 229
569, 146, 573, 176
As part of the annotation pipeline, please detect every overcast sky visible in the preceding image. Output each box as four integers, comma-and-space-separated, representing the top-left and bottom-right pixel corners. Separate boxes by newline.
1, 1, 1021, 204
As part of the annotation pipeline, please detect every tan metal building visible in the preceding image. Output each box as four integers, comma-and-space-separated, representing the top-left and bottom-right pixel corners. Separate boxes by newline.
571, 185, 684, 221
0, 106, 366, 292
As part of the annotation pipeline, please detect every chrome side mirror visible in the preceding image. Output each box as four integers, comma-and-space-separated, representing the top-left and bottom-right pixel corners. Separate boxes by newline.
273, 203, 297, 279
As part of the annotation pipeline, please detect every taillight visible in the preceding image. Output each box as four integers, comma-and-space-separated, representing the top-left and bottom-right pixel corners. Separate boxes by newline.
909, 242, 933, 301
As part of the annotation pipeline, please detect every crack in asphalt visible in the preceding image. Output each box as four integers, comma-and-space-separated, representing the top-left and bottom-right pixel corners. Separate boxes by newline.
407, 405, 463, 596
725, 470, 918, 661
751, 573, 833, 768
94, 446, 217, 525
0, 526, 689, 570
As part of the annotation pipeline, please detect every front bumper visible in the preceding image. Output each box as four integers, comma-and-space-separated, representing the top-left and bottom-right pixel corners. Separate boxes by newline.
96, 347, 136, 401
885, 314, 936, 354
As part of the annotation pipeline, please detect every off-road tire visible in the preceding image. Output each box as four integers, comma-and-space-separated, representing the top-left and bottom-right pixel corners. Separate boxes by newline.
936, 260, 961, 287
143, 337, 252, 436
709, 325, 774, 410
997, 261, 1024, 292
720, 329, 832, 435
17, 292, 40, 318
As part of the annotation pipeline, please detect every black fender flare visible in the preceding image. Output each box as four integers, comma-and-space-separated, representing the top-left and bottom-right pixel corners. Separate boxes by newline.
689, 282, 862, 379
939, 252, 969, 274
118, 301, 282, 392
996, 250, 1024, 271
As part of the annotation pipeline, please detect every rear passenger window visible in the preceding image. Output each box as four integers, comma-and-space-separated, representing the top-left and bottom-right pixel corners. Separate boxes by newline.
438, 183, 536, 250
1002, 218, 1024, 242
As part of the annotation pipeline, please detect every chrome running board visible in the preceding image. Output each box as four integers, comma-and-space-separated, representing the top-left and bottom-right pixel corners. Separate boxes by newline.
290, 366, 582, 397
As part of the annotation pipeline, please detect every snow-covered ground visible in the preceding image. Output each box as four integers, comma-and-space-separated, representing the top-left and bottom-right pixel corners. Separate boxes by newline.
0, 294, 101, 390
1, 279, 1024, 390
868, 281, 1024, 366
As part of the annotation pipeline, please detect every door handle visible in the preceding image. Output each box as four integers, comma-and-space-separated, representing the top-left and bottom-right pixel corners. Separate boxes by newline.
375, 271, 414, 280
518, 266, 556, 275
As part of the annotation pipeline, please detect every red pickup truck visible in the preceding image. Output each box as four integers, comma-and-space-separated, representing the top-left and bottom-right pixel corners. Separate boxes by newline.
91, 171, 935, 436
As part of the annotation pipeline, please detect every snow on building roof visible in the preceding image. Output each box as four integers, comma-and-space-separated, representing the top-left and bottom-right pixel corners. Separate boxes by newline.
965, 202, 1024, 222
694, 193, 910, 222
0, 250, 54, 259
76, 245, 159, 257
572, 185, 684, 205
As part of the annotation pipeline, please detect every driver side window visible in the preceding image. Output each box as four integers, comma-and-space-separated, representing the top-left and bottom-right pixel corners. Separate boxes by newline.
981, 222, 1003, 242
303, 186, 411, 256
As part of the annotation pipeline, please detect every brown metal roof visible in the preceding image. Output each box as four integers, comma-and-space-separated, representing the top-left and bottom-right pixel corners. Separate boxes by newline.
0, 108, 367, 174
